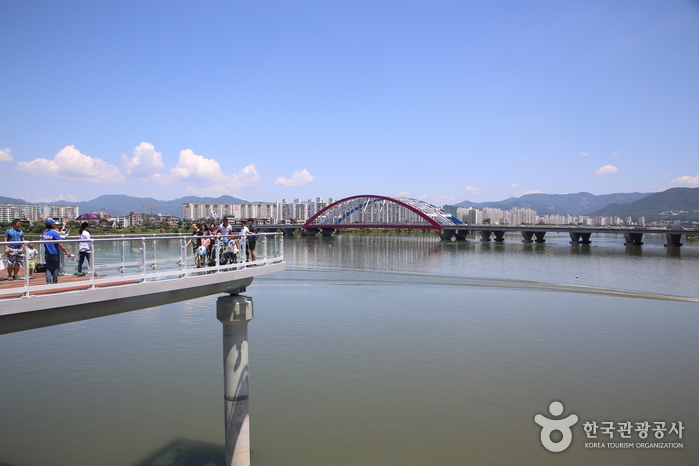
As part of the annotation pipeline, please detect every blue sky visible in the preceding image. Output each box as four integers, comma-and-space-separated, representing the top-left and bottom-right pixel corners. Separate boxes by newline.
1, 1, 698, 205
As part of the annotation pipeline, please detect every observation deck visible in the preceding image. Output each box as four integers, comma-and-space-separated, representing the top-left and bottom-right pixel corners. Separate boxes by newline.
0, 232, 285, 335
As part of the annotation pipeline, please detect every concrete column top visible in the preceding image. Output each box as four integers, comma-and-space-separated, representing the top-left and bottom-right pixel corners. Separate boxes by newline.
217, 294, 254, 324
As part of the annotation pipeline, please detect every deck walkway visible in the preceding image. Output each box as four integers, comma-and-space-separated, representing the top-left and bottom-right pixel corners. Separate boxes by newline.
0, 233, 285, 335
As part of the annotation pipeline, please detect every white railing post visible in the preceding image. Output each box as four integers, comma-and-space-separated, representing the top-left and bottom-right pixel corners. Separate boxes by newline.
140, 238, 147, 281
22, 241, 30, 297
120, 235, 126, 274
152, 237, 158, 271
279, 233, 284, 261
263, 234, 267, 264
215, 237, 221, 269
180, 237, 187, 277
88, 237, 96, 289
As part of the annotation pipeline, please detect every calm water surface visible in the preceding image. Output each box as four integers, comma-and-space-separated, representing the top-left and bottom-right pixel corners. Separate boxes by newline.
0, 233, 697, 465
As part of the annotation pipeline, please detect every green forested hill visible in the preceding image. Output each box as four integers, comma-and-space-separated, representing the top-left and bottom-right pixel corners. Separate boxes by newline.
588, 187, 699, 221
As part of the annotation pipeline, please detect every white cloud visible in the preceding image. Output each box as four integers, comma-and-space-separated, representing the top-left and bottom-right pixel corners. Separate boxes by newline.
15, 145, 125, 182
20, 193, 78, 203
671, 174, 699, 186
170, 149, 227, 184
230, 164, 261, 190
121, 142, 165, 178
275, 169, 314, 186
396, 191, 411, 196
611, 152, 621, 156
0, 148, 13, 162
522, 190, 543, 195
579, 152, 589, 157
167, 149, 260, 195
510, 183, 519, 187
464, 186, 482, 195
595, 165, 619, 176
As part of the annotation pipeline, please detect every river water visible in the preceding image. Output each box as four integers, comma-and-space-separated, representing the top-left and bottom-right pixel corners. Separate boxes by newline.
0, 232, 697, 465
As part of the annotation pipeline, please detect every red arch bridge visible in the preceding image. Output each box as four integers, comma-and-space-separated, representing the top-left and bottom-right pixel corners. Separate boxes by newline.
259, 195, 467, 239
256, 194, 695, 246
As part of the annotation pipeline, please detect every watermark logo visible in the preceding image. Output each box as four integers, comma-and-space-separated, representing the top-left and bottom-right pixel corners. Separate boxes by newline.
534, 401, 579, 452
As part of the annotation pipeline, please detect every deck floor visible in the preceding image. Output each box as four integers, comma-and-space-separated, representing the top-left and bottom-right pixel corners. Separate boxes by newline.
0, 273, 135, 299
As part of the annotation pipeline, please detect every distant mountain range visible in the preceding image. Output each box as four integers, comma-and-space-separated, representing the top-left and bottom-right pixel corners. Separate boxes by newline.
444, 192, 650, 216
2, 188, 698, 221
444, 187, 699, 221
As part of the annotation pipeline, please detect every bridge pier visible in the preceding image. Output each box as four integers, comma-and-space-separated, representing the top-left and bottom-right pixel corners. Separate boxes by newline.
664, 233, 683, 248
217, 294, 254, 466
301, 228, 320, 236
624, 233, 644, 246
320, 228, 336, 237
454, 229, 469, 241
439, 230, 454, 241
281, 228, 297, 236
534, 231, 546, 243
492, 231, 505, 242
569, 232, 592, 244
480, 230, 492, 242
521, 231, 534, 243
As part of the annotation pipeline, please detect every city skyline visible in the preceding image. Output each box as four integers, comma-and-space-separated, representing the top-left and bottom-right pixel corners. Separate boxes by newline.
2, 1, 698, 205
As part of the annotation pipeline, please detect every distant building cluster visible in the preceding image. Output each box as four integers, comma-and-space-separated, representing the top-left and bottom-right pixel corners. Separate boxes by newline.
455, 206, 648, 227
1, 204, 80, 223
182, 198, 334, 224
1, 198, 339, 227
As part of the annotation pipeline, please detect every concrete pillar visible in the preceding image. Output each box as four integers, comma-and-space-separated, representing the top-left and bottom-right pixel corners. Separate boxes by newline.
480, 230, 492, 242
217, 294, 254, 466
534, 231, 546, 243
664, 233, 683, 248
281, 228, 296, 236
624, 233, 644, 246
492, 231, 505, 242
569, 232, 592, 244
522, 231, 534, 243
320, 228, 336, 237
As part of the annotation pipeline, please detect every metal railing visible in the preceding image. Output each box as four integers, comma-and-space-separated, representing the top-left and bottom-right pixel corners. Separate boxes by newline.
0, 232, 283, 299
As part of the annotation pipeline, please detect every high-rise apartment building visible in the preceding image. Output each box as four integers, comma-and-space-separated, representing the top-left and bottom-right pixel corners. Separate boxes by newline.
44, 205, 79, 221
1, 204, 43, 222
182, 203, 241, 221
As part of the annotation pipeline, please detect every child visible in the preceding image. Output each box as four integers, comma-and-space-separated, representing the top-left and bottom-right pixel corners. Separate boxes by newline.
26, 243, 38, 279
226, 237, 239, 264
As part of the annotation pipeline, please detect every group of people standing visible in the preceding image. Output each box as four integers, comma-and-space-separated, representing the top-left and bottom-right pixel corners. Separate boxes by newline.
3, 216, 257, 284
2, 218, 92, 284
186, 217, 258, 268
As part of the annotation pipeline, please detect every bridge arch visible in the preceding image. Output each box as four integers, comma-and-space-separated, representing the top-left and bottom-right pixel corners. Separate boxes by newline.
303, 195, 463, 230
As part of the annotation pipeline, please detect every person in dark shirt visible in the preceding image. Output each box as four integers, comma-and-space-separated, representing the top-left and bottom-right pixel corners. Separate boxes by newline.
246, 218, 258, 261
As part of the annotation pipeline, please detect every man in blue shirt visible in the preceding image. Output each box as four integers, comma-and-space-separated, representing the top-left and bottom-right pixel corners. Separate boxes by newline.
42, 219, 73, 284
4, 218, 24, 280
